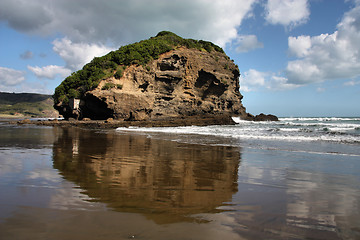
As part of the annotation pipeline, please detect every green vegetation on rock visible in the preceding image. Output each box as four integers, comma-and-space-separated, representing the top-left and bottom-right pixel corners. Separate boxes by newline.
54, 31, 224, 105
101, 82, 123, 90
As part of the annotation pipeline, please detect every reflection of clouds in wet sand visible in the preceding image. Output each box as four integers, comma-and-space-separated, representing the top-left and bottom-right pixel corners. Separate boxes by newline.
286, 170, 360, 239
52, 128, 241, 223
0, 148, 54, 183
27, 168, 61, 184
229, 149, 360, 239
238, 161, 283, 187
0, 147, 58, 224
49, 182, 105, 211
0, 151, 24, 176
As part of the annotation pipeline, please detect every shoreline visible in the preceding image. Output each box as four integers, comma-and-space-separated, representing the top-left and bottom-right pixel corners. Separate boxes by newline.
10, 114, 237, 129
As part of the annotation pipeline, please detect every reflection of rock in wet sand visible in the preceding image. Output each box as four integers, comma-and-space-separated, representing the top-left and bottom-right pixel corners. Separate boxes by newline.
52, 127, 241, 223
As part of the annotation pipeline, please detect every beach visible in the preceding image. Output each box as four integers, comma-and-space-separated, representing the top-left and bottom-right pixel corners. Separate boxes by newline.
0, 118, 359, 239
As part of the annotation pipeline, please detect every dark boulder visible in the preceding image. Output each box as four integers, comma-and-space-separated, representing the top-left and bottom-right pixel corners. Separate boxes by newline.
254, 113, 279, 121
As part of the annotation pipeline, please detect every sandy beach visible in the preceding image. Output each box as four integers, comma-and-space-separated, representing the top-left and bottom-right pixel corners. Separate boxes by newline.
0, 120, 359, 239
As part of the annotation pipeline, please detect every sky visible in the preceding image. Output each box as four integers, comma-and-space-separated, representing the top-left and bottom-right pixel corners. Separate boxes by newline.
0, 0, 360, 117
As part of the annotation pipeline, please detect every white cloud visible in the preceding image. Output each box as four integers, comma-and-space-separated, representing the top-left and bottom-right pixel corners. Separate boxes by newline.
0, 66, 26, 86
240, 69, 299, 92
52, 38, 115, 71
0, 0, 257, 48
0, 68, 51, 93
265, 0, 310, 28
288, 35, 311, 57
236, 35, 264, 53
268, 75, 299, 90
344, 80, 360, 86
27, 65, 71, 79
240, 69, 266, 92
286, 3, 360, 84
286, 59, 322, 84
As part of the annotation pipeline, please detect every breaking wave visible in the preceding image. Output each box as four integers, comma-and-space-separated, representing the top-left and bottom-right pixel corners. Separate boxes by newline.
117, 117, 360, 145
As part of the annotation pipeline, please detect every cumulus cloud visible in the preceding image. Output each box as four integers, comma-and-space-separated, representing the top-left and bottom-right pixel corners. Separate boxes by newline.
265, 0, 310, 28
268, 75, 299, 90
286, 3, 360, 84
26, 38, 115, 80
0, 66, 26, 86
27, 38, 114, 79
240, 69, 266, 92
52, 38, 115, 71
240, 69, 299, 92
235, 35, 264, 53
288, 35, 311, 57
27, 65, 71, 79
0, 0, 256, 47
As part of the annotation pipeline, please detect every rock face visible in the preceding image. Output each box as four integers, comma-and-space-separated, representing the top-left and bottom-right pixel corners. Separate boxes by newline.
57, 47, 251, 121
54, 32, 278, 123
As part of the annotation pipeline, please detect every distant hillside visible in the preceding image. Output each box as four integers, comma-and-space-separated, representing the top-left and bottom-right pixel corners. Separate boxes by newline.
0, 92, 59, 118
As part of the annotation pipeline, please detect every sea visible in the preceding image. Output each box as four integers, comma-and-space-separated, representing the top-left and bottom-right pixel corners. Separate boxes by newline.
117, 117, 360, 156
0, 117, 359, 239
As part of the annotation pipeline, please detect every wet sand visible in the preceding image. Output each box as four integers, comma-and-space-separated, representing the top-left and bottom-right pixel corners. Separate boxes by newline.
0, 125, 359, 239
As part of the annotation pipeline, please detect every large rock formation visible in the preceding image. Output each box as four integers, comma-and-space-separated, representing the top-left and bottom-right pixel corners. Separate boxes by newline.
54, 32, 276, 123
81, 48, 247, 121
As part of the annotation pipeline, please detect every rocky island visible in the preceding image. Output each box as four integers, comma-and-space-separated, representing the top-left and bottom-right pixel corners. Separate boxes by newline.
46, 31, 276, 127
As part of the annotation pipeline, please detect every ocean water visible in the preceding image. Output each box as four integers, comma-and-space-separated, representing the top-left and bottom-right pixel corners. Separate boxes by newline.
117, 117, 360, 156
0, 118, 360, 239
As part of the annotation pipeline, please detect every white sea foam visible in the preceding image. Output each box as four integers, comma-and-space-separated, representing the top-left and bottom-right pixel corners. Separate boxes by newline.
280, 117, 360, 121
231, 117, 244, 124
116, 117, 360, 146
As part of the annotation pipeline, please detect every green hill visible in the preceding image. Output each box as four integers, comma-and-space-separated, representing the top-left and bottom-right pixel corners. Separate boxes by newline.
0, 92, 58, 118
54, 31, 224, 105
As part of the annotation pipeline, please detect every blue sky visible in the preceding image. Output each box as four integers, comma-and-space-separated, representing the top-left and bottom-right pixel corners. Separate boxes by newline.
0, 0, 359, 117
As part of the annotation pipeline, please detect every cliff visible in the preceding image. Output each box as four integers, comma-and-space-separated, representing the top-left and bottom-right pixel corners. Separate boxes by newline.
54, 31, 275, 123
79, 47, 247, 121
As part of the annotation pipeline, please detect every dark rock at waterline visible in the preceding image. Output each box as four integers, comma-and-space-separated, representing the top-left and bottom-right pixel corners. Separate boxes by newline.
14, 114, 237, 129
254, 113, 279, 121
